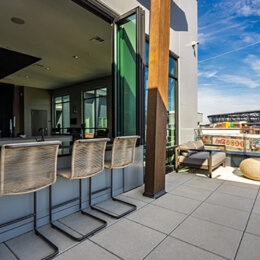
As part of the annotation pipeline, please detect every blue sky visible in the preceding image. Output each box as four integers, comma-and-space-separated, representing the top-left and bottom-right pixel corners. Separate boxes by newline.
198, 0, 260, 123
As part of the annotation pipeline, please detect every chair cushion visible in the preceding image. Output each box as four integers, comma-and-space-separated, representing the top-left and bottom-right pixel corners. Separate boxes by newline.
193, 140, 204, 150
58, 168, 72, 179
182, 151, 225, 167
179, 142, 197, 156
187, 141, 197, 149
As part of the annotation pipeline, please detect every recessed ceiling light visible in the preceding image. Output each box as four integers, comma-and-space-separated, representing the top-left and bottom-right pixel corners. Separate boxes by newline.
11, 17, 25, 25
73, 55, 79, 59
45, 67, 50, 70
25, 75, 29, 79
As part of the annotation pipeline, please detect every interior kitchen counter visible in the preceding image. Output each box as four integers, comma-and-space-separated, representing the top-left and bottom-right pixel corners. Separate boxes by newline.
0, 135, 73, 146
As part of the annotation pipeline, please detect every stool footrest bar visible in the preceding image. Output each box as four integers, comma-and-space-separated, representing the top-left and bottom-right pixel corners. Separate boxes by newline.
52, 197, 79, 210
0, 214, 34, 229
91, 186, 111, 196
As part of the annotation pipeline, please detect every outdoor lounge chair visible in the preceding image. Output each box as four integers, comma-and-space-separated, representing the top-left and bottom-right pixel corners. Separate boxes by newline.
175, 140, 226, 178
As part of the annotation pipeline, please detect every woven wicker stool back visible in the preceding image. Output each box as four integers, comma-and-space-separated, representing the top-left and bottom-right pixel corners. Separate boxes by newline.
70, 138, 109, 179
0, 141, 60, 196
110, 136, 139, 169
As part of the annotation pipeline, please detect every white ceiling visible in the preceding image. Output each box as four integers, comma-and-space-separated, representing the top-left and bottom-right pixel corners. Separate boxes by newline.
0, 0, 112, 89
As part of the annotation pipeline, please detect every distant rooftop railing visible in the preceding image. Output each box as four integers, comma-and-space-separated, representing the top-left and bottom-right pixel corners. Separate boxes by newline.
195, 128, 260, 156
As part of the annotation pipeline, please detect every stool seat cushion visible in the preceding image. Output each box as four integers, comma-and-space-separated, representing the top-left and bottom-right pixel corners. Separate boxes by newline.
240, 158, 260, 181
58, 168, 72, 179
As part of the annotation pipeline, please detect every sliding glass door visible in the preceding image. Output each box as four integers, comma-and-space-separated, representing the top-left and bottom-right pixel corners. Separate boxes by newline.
114, 7, 145, 143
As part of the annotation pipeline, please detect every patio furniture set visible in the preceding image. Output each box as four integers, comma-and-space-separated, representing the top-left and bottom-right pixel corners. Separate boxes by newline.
175, 139, 260, 181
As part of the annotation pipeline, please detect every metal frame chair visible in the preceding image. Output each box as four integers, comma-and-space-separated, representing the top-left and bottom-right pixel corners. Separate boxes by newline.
0, 141, 61, 260
90, 136, 139, 219
49, 138, 109, 241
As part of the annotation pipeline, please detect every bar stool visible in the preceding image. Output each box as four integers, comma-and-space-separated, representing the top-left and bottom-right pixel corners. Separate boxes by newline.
90, 136, 139, 219
49, 138, 109, 241
0, 141, 61, 260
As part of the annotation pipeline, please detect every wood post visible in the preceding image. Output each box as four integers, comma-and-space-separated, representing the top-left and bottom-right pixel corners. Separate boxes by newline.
144, 0, 171, 198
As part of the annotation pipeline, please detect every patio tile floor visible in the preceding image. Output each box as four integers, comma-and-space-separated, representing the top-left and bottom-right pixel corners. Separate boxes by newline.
169, 184, 212, 201
191, 202, 250, 231
0, 243, 16, 260
1, 166, 260, 259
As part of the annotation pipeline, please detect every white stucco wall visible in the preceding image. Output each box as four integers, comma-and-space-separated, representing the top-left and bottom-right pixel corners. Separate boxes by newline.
100, 0, 198, 144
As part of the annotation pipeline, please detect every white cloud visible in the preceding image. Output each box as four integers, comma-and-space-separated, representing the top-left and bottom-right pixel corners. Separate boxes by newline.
235, 0, 260, 17
241, 32, 260, 43
221, 74, 260, 88
200, 83, 214, 87
244, 54, 260, 76
198, 21, 245, 46
198, 70, 218, 78
198, 88, 260, 123
213, 0, 260, 17
198, 32, 207, 45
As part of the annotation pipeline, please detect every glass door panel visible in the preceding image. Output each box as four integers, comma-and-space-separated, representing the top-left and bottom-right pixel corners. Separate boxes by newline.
96, 96, 107, 129
84, 98, 95, 134
116, 14, 137, 136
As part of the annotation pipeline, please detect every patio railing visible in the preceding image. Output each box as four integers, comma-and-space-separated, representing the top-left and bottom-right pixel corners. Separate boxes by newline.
195, 128, 260, 156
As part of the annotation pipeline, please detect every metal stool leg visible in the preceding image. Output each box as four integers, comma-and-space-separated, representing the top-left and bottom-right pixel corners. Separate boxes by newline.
90, 169, 137, 219
49, 181, 107, 241
34, 191, 59, 260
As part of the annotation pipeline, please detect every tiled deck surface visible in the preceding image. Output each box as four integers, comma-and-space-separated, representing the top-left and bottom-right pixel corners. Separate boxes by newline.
1, 166, 260, 260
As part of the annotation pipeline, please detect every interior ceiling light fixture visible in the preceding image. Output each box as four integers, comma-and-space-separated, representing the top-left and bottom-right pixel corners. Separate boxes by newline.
90, 36, 105, 43
73, 55, 79, 59
11, 17, 25, 25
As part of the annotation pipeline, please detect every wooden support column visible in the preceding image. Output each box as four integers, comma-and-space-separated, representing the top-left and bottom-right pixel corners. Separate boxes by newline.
144, 0, 171, 198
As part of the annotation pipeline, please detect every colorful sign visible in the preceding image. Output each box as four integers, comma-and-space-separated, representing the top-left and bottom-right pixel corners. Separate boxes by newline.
212, 136, 247, 152
201, 134, 260, 153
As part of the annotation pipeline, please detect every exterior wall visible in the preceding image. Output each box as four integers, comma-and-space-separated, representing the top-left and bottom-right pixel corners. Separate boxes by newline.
177, 0, 198, 143
100, 0, 198, 144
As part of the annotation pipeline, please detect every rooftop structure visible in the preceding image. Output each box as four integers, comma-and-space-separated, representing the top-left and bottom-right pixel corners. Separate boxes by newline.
208, 111, 260, 124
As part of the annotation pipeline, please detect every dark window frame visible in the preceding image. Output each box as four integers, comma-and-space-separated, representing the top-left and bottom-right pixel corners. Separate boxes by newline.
53, 95, 70, 133
72, 1, 146, 144
145, 36, 179, 146
82, 88, 108, 133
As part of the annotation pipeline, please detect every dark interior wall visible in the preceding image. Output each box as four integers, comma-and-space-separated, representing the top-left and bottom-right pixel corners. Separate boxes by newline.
0, 83, 14, 137
13, 86, 24, 136
51, 76, 112, 137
